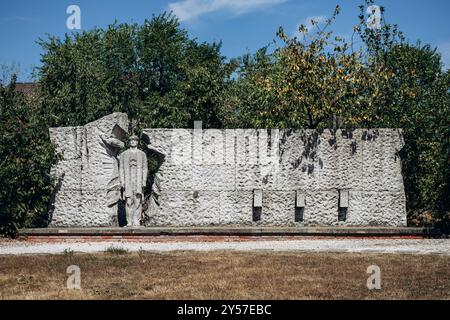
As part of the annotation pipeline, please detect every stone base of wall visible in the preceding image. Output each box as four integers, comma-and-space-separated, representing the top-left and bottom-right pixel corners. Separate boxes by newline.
20, 226, 437, 239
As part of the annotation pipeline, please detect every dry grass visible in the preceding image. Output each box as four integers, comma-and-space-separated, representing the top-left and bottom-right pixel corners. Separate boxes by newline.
0, 251, 449, 299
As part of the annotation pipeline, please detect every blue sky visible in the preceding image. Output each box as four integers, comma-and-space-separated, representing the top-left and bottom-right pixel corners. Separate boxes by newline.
1, 0, 449, 81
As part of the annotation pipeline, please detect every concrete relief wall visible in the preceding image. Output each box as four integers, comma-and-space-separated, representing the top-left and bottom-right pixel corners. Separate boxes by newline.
49, 113, 406, 227
143, 127, 406, 227
49, 113, 128, 227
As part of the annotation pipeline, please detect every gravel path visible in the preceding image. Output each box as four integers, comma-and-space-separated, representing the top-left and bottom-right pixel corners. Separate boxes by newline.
1, 239, 450, 255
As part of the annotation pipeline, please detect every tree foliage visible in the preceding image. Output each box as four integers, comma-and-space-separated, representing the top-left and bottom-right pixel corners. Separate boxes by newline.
38, 13, 232, 130
219, 6, 395, 130
0, 78, 56, 236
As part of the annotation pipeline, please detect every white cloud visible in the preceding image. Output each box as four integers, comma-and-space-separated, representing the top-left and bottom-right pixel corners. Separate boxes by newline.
168, 0, 287, 22
293, 15, 327, 37
438, 42, 450, 70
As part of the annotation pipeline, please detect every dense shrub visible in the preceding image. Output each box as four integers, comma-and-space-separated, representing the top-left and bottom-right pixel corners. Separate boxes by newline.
0, 78, 56, 236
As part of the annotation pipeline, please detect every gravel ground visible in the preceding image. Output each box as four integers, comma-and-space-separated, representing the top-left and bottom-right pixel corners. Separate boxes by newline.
1, 238, 450, 255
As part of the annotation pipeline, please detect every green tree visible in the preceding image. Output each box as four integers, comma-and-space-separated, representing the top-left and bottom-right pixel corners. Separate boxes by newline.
219, 5, 393, 130
38, 13, 232, 130
0, 77, 56, 236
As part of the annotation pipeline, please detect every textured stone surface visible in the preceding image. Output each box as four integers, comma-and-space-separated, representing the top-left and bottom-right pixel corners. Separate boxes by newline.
49, 113, 128, 227
49, 113, 406, 227
143, 127, 407, 227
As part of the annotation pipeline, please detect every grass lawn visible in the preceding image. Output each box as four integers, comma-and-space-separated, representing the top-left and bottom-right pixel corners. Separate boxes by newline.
0, 251, 449, 299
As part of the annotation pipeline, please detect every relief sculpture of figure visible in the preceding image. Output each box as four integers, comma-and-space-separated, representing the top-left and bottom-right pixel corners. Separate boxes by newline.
119, 135, 148, 227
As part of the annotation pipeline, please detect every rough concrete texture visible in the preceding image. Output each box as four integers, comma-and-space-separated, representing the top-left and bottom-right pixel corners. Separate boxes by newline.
143, 127, 407, 227
49, 113, 406, 227
49, 113, 128, 227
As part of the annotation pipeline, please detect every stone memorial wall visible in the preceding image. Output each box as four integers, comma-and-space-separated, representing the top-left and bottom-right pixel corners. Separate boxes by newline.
49, 113, 128, 226
49, 113, 407, 227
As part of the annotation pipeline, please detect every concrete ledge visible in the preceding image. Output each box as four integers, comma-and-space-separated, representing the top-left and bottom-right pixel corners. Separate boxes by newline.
19, 226, 437, 238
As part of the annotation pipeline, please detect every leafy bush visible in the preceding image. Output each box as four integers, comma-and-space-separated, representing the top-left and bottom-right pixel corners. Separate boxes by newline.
38, 12, 232, 130
0, 78, 57, 237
